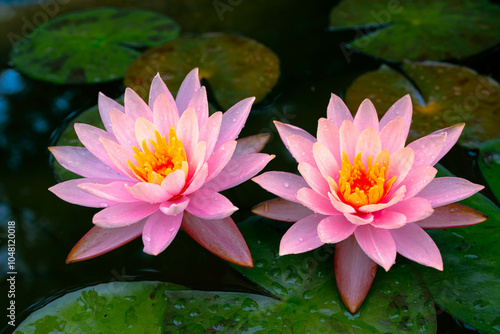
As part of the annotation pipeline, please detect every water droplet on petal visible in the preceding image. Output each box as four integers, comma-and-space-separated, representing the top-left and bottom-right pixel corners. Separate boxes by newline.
283, 182, 289, 188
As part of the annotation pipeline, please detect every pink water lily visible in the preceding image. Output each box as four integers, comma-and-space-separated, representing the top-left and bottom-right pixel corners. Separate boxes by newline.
253, 94, 486, 312
49, 68, 274, 267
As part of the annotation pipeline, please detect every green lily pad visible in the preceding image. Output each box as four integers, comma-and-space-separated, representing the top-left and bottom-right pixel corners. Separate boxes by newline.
11, 8, 180, 84
345, 61, 500, 148
329, 0, 500, 61
14, 281, 186, 334
478, 139, 500, 202
124, 33, 280, 109
416, 165, 500, 333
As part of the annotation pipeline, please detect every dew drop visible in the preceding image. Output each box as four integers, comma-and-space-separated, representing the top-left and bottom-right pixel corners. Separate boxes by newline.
172, 314, 184, 326
174, 298, 186, 309
100, 203, 108, 207
189, 308, 200, 317
241, 298, 259, 311
283, 182, 290, 188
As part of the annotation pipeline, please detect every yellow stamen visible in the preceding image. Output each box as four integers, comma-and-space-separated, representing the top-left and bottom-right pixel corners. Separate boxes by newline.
334, 151, 396, 209
127, 126, 188, 184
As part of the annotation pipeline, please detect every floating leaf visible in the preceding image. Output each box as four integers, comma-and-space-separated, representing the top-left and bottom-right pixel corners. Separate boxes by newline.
416, 165, 500, 333
14, 282, 186, 334
124, 33, 280, 109
345, 61, 500, 148
329, 0, 500, 61
478, 139, 500, 202
11, 8, 180, 84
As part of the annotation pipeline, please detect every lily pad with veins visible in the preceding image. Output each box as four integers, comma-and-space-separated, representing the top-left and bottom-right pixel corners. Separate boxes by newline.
11, 8, 180, 84
124, 33, 280, 109
345, 61, 500, 148
329, 0, 500, 61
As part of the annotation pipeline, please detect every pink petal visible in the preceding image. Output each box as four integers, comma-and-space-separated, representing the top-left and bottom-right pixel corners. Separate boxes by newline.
253, 171, 309, 202
233, 133, 271, 157
355, 127, 382, 162
177, 107, 199, 160
182, 212, 253, 267
142, 211, 182, 255
252, 198, 313, 222
407, 133, 447, 168
379, 94, 412, 143
187, 86, 209, 127
339, 120, 359, 160
286, 135, 316, 167
344, 212, 374, 226
274, 120, 317, 145
78, 181, 138, 202
317, 215, 356, 243
354, 224, 396, 271
389, 223, 443, 270
199, 112, 222, 159
328, 192, 357, 214
379, 117, 406, 153
149, 73, 177, 115
205, 140, 237, 184
98, 92, 124, 133
415, 203, 487, 228
297, 187, 339, 215
353, 99, 379, 132
370, 210, 407, 229
428, 123, 464, 165
160, 169, 187, 195
126, 182, 174, 203
215, 97, 255, 151
66, 221, 145, 263
204, 153, 274, 192
124, 87, 153, 121
326, 93, 353, 127
176, 68, 201, 115
186, 188, 238, 219
313, 141, 341, 181
359, 185, 406, 213
397, 165, 437, 200
183, 163, 208, 195
93, 202, 160, 228
160, 196, 190, 216
389, 197, 434, 223
388, 147, 415, 187
49, 146, 126, 179
279, 214, 325, 255
317, 118, 341, 164
75, 123, 120, 173
109, 108, 138, 150
298, 162, 330, 196
100, 137, 138, 180
49, 178, 121, 208
417, 177, 484, 207
335, 235, 378, 314
186, 141, 207, 182
152, 93, 179, 136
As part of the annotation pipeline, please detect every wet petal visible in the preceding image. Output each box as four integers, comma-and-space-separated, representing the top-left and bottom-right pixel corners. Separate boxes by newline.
286, 135, 316, 167
110, 108, 139, 150
379, 94, 412, 142
142, 210, 182, 255
415, 203, 487, 228
317, 118, 341, 163
252, 198, 313, 222
253, 171, 308, 202
388, 147, 415, 187
205, 140, 237, 183
353, 98, 379, 132
339, 120, 359, 160
233, 133, 271, 157
274, 120, 317, 145
78, 181, 137, 202
93, 202, 159, 228
124, 87, 153, 121
397, 165, 437, 200
356, 127, 382, 162
379, 117, 406, 153
160, 196, 190, 216
279, 214, 325, 255
149, 73, 177, 114
186, 188, 238, 219
298, 162, 330, 196
100, 137, 138, 180
297, 187, 339, 215
317, 215, 356, 243
354, 224, 396, 271
428, 123, 464, 165
176, 107, 199, 161
407, 133, 446, 167
153, 93, 179, 136
176, 67, 201, 115
370, 210, 407, 229
199, 111, 222, 159
98, 92, 124, 133
418, 177, 484, 207
75, 123, 120, 173
313, 141, 341, 181
126, 182, 174, 203
326, 93, 353, 127
215, 97, 255, 150
49, 178, 121, 208
187, 86, 209, 127
389, 197, 434, 223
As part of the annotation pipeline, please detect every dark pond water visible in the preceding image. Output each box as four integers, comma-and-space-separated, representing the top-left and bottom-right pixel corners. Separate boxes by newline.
1, 0, 499, 333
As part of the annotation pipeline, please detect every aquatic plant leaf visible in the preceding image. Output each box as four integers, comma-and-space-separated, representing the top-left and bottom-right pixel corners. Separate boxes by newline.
124, 33, 280, 109
345, 61, 500, 148
10, 8, 180, 84
478, 139, 500, 202
329, 0, 500, 61
416, 165, 500, 333
14, 282, 186, 334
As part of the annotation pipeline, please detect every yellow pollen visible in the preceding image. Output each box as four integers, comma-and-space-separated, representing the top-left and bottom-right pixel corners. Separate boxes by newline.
127, 126, 188, 184
334, 151, 396, 209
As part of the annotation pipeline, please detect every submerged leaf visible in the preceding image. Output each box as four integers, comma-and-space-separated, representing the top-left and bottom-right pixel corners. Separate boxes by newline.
329, 0, 500, 61
11, 8, 180, 84
345, 61, 500, 148
478, 139, 500, 202
124, 33, 280, 109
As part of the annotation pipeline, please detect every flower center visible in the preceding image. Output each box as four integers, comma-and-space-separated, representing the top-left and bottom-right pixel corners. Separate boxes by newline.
336, 151, 396, 209
128, 126, 188, 185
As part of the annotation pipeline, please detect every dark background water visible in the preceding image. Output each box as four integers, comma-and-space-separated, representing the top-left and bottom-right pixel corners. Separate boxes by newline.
1, 0, 499, 333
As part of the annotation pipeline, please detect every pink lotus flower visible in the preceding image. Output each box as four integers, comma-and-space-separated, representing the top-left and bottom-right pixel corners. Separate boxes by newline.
253, 94, 487, 312
49, 68, 274, 267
